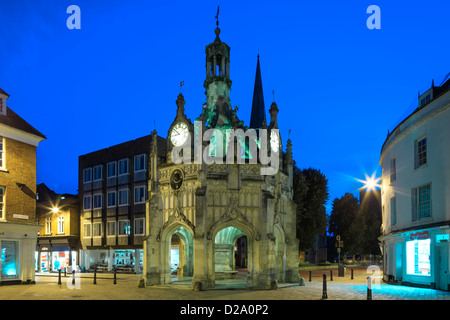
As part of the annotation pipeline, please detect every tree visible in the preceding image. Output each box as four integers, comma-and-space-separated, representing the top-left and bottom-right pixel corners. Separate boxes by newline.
328, 193, 366, 258
293, 165, 329, 252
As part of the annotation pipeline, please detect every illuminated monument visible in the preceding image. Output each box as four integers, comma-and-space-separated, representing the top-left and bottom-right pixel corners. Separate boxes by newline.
142, 14, 299, 290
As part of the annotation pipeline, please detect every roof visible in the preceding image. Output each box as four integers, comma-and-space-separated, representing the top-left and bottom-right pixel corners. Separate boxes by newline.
0, 88, 10, 97
0, 106, 46, 139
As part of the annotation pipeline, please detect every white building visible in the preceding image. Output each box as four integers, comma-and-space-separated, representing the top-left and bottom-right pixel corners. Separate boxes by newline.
379, 75, 450, 290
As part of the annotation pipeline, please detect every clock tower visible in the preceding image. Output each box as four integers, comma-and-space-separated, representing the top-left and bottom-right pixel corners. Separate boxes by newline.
143, 13, 299, 290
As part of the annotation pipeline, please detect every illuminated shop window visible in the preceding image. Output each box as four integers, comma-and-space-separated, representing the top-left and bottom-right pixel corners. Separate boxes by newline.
406, 239, 431, 276
1, 241, 19, 279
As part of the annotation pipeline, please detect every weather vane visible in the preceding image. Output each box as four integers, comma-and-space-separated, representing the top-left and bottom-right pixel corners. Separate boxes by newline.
215, 5, 220, 27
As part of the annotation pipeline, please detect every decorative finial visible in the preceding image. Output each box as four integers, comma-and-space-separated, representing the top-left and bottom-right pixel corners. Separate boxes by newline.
180, 81, 184, 93
272, 89, 275, 102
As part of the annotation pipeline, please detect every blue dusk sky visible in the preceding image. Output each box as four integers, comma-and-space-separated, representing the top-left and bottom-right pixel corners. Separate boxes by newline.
1, 0, 449, 213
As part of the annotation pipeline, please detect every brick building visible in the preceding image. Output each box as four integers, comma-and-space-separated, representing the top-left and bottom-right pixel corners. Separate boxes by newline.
78, 134, 165, 273
35, 183, 80, 272
0, 88, 46, 284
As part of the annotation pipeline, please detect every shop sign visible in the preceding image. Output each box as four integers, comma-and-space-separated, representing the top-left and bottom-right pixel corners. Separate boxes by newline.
41, 246, 50, 252
410, 231, 429, 241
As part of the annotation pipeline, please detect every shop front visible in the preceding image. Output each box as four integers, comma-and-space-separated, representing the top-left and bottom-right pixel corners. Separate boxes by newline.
36, 238, 80, 272
381, 227, 450, 291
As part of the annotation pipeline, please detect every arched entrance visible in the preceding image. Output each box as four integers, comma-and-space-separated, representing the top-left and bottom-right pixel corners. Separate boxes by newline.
160, 223, 194, 284
211, 224, 255, 288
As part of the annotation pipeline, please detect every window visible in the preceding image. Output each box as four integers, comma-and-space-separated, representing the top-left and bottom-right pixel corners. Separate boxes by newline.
0, 186, 4, 220
93, 194, 103, 209
118, 220, 130, 235
107, 161, 117, 178
45, 218, 51, 234
0, 98, 3, 113
415, 137, 427, 169
57, 216, 64, 234
83, 168, 92, 183
390, 197, 396, 226
134, 154, 146, 172
93, 222, 102, 237
107, 191, 117, 207
406, 239, 431, 276
118, 158, 129, 175
135, 218, 145, 235
83, 195, 92, 211
1, 241, 19, 279
134, 186, 146, 204
412, 184, 431, 221
0, 136, 4, 170
93, 165, 103, 181
107, 221, 116, 236
118, 189, 129, 206
83, 223, 91, 237
390, 157, 396, 183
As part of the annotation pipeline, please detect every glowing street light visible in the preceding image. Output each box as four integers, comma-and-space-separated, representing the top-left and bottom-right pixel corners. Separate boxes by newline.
357, 173, 381, 192
52, 207, 59, 213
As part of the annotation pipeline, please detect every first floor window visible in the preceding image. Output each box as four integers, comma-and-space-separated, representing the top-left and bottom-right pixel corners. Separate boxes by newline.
412, 184, 431, 221
57, 216, 64, 234
390, 197, 397, 226
83, 223, 91, 237
0, 186, 4, 219
135, 218, 145, 235
93, 222, 102, 237
107, 221, 116, 236
46, 218, 52, 234
0, 136, 4, 169
118, 220, 130, 235
415, 137, 427, 169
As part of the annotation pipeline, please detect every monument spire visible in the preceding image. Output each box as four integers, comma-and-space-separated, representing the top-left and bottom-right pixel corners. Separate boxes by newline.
250, 54, 266, 129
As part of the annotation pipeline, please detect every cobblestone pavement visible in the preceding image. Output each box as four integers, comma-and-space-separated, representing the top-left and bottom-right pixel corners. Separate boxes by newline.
0, 267, 449, 301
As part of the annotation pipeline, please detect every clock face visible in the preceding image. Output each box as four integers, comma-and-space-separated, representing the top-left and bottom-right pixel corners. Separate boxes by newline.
270, 131, 279, 152
170, 122, 189, 147
170, 169, 183, 190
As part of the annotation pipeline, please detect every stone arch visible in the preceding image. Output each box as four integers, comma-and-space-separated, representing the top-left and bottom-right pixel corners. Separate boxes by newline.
159, 221, 194, 284
208, 219, 258, 287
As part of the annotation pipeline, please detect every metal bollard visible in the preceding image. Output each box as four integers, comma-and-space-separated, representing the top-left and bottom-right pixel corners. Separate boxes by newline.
64, 268, 67, 277
309, 270, 312, 282
72, 270, 75, 285
330, 270, 333, 281
351, 268, 354, 280
58, 269, 61, 285
367, 276, 372, 300
113, 268, 117, 285
93, 268, 97, 284
322, 274, 328, 299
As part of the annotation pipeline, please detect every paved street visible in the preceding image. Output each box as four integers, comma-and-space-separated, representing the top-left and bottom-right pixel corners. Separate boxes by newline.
0, 267, 449, 301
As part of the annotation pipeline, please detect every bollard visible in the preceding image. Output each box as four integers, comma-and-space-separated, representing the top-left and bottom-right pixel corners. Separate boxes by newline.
309, 270, 312, 282
58, 269, 61, 285
113, 268, 117, 285
367, 276, 372, 300
322, 274, 328, 299
93, 267, 97, 284
330, 270, 333, 281
64, 268, 67, 277
351, 268, 354, 280
72, 270, 75, 285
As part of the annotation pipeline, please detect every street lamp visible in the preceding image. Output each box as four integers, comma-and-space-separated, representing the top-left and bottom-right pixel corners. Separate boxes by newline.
52, 207, 59, 213
357, 173, 381, 192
